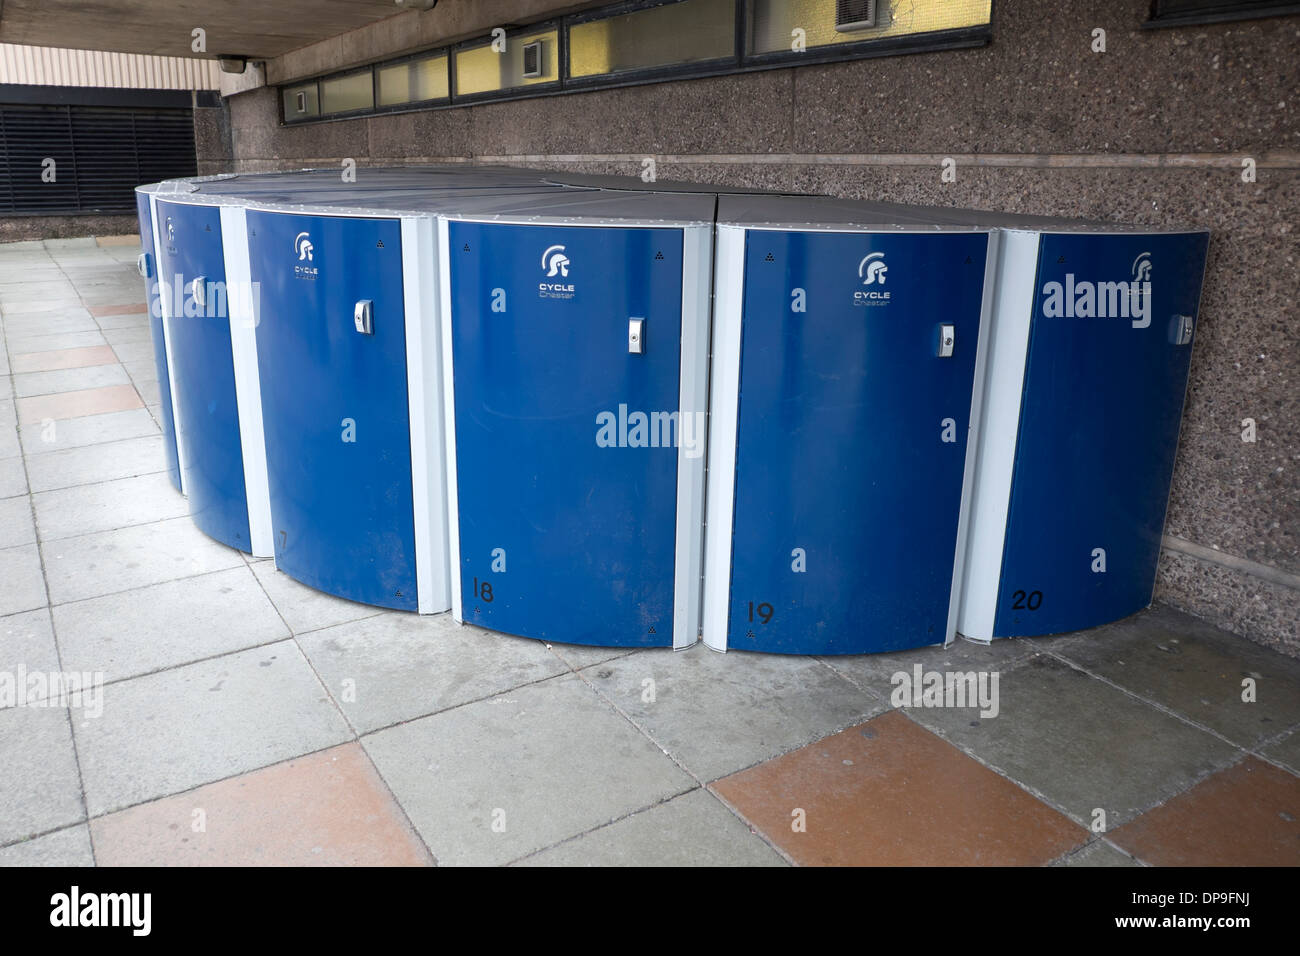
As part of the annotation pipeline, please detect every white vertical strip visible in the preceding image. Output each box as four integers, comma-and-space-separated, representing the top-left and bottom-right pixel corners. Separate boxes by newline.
701, 225, 747, 653
151, 194, 188, 498
436, 216, 464, 622
956, 228, 1040, 642
670, 224, 712, 650
402, 216, 451, 615
219, 205, 273, 557
944, 229, 1000, 646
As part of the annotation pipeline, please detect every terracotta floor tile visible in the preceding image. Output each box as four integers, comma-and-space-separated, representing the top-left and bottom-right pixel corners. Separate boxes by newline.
712, 710, 1087, 866
1109, 756, 1300, 866
16, 384, 142, 424
88, 303, 147, 317
91, 743, 433, 866
9, 345, 119, 374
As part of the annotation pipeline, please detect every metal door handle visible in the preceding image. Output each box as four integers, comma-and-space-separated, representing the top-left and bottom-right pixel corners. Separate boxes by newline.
354, 299, 373, 335
191, 276, 207, 309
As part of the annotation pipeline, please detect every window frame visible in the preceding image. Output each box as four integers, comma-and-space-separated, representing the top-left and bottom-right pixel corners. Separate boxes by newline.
278, 0, 995, 126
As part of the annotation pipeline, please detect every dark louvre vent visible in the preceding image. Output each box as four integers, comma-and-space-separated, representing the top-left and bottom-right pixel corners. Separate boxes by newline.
0, 104, 196, 215
522, 40, 544, 78
835, 0, 878, 32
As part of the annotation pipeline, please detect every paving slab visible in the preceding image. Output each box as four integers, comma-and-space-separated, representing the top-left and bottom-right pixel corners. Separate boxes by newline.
516, 787, 787, 867
1053, 839, 1141, 867
0, 543, 47, 616
91, 743, 431, 866
363, 674, 694, 866
581, 647, 881, 781
34, 471, 187, 540
1052, 605, 1300, 748
1260, 726, 1300, 775
74, 640, 352, 816
298, 612, 566, 733
0, 608, 61, 686
0, 706, 86, 845
1109, 757, 1300, 866
16, 383, 141, 425
53, 566, 290, 683
0, 494, 36, 548
5, 331, 108, 355
0, 455, 27, 497
25, 435, 165, 493
822, 634, 1045, 700
909, 655, 1242, 827
248, 560, 386, 635
12, 364, 130, 399
712, 710, 1087, 866
0, 825, 94, 866
41, 515, 244, 605
8, 345, 117, 374
18, 407, 159, 456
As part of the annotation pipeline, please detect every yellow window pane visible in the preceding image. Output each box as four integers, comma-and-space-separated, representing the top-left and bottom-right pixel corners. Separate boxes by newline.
569, 0, 735, 78
377, 54, 449, 106
320, 71, 373, 115
748, 0, 992, 55
454, 29, 559, 96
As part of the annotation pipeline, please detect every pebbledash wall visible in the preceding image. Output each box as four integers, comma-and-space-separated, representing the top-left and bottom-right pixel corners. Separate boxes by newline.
214, 0, 1300, 655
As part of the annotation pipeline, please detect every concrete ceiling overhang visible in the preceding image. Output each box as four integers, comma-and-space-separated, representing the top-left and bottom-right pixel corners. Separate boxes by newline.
0, 0, 407, 59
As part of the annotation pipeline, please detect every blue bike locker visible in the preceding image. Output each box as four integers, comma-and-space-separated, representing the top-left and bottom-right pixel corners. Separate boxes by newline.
443, 193, 713, 648
154, 198, 253, 552
246, 211, 420, 611
958, 227, 1210, 640
134, 190, 182, 492
702, 196, 995, 655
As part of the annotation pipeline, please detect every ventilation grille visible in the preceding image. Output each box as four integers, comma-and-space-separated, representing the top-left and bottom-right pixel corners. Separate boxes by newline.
835, 0, 878, 32
522, 40, 544, 78
0, 103, 196, 216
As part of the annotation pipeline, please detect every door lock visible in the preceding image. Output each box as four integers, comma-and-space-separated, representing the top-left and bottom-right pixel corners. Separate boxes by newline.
137, 252, 151, 279
354, 299, 374, 335
938, 323, 955, 358
1172, 314, 1194, 346
628, 317, 645, 354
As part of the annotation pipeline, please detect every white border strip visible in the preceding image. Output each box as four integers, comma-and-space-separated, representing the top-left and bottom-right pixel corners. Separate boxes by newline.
701, 225, 747, 653
956, 229, 1039, 641
219, 205, 273, 557
944, 229, 1000, 646
150, 195, 188, 498
671, 224, 712, 650
437, 216, 464, 622
402, 216, 451, 614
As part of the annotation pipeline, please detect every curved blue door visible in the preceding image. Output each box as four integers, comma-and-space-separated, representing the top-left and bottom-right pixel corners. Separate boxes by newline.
155, 200, 251, 552
993, 231, 1210, 637
727, 230, 990, 654
246, 212, 416, 611
135, 192, 182, 492
449, 222, 683, 646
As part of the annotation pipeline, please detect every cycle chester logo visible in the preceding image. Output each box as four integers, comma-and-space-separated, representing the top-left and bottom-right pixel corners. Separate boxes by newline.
1041, 251, 1152, 328
293, 231, 318, 280
853, 251, 891, 306
539, 243, 575, 299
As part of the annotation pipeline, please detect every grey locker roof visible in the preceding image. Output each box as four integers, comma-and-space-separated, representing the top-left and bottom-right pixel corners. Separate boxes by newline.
717, 193, 990, 232
717, 193, 1206, 236
138, 165, 716, 225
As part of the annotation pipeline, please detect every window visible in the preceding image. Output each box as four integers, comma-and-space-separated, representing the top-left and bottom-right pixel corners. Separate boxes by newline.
320, 71, 374, 115
377, 54, 450, 107
282, 83, 319, 119
568, 0, 736, 81
747, 0, 992, 57
1146, 0, 1300, 26
454, 26, 560, 98
278, 0, 994, 124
